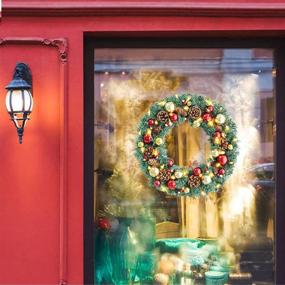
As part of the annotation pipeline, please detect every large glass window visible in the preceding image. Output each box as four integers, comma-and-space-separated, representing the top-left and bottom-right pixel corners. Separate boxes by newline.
93, 48, 275, 285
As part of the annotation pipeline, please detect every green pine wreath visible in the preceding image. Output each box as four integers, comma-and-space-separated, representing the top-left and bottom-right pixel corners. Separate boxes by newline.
135, 93, 238, 197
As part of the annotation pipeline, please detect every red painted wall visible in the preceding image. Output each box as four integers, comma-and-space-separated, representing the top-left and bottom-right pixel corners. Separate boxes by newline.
1, 1, 285, 284
0, 45, 61, 283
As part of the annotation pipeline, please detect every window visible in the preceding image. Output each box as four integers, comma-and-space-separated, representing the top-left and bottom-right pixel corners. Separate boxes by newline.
91, 45, 275, 284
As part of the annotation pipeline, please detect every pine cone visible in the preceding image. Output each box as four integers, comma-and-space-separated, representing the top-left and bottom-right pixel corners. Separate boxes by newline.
148, 158, 160, 167
157, 111, 169, 123
157, 169, 171, 182
213, 167, 219, 175
188, 175, 201, 188
221, 140, 229, 150
176, 107, 188, 117
152, 125, 163, 135
144, 146, 154, 160
188, 106, 202, 120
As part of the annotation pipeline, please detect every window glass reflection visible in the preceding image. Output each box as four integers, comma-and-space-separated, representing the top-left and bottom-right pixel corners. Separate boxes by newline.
94, 48, 275, 285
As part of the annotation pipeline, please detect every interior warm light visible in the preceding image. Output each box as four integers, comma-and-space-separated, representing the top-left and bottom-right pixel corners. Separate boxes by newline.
228, 185, 256, 217
5, 63, 33, 144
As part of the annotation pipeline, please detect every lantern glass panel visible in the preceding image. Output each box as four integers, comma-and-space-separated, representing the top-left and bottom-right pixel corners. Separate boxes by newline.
5, 89, 33, 113
23, 90, 33, 111
5, 90, 12, 112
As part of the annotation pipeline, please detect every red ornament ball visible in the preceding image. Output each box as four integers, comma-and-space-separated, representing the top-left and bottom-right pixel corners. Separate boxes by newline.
168, 159, 174, 167
218, 155, 228, 166
154, 180, 161, 188
214, 131, 221, 138
216, 126, 222, 132
167, 180, 176, 190
218, 168, 225, 176
98, 218, 111, 231
206, 105, 214, 113
169, 112, 178, 122
202, 113, 212, 122
148, 119, 155, 126
193, 167, 202, 176
143, 134, 152, 144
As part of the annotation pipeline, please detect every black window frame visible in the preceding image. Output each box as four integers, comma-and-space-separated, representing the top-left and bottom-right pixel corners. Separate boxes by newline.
84, 36, 285, 285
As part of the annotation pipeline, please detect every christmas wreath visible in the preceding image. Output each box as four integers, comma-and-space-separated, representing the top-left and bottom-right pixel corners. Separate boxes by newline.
135, 93, 238, 196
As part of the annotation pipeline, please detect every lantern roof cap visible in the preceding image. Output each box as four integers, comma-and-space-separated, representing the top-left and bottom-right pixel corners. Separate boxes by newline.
6, 78, 31, 90
6, 62, 32, 90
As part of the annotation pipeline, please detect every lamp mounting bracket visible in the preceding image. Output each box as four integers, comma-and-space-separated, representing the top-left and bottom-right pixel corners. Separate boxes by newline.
13, 63, 32, 86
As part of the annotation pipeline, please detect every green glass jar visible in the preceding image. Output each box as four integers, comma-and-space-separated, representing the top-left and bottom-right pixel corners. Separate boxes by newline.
205, 271, 227, 285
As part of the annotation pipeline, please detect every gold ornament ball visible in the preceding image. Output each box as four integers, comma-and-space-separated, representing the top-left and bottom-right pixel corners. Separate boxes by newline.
211, 149, 219, 157
214, 137, 221, 145
207, 120, 214, 127
215, 114, 226, 125
192, 120, 201, 128
171, 175, 175, 180
161, 186, 168, 192
228, 144, 233, 150
184, 187, 190, 193
155, 138, 163, 145
175, 171, 183, 179
138, 142, 144, 148
165, 102, 176, 112
149, 167, 160, 177
183, 169, 188, 176
205, 98, 213, 106
187, 101, 192, 106
141, 147, 145, 153
183, 106, 189, 111
159, 101, 166, 106
146, 128, 152, 135
152, 149, 159, 156
202, 175, 212, 185
225, 125, 230, 132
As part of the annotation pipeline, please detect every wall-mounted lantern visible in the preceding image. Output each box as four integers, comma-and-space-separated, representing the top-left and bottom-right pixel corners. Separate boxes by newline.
5, 63, 33, 144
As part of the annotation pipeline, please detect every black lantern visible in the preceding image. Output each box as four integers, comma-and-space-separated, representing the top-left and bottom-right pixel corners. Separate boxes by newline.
5, 63, 33, 144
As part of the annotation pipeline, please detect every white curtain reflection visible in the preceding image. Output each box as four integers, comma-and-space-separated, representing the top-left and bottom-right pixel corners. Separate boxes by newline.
221, 74, 259, 244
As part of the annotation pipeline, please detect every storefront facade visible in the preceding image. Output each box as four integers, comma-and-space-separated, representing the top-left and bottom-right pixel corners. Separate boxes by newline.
1, 1, 285, 284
